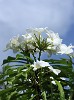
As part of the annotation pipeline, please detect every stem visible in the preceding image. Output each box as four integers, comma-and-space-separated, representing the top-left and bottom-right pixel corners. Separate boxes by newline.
38, 34, 42, 61
35, 71, 41, 100
32, 52, 36, 62
38, 50, 41, 61
50, 81, 53, 100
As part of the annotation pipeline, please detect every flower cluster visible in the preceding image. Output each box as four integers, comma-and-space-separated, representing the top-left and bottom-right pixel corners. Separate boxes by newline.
5, 27, 74, 55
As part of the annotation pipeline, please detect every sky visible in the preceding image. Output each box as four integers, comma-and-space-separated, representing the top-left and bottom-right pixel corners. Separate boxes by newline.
0, 0, 74, 69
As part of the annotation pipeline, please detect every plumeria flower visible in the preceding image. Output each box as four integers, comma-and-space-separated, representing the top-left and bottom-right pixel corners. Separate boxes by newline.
26, 27, 48, 34
46, 31, 62, 46
18, 34, 35, 51
5, 35, 20, 52
18, 33, 34, 49
18, 33, 34, 43
31, 60, 61, 75
57, 44, 74, 54
48, 66, 61, 75
26, 28, 47, 42
31, 60, 50, 71
46, 31, 62, 54
5, 33, 35, 52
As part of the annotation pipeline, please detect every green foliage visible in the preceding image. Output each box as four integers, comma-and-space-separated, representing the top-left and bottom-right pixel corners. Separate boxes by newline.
0, 29, 74, 100
0, 54, 74, 100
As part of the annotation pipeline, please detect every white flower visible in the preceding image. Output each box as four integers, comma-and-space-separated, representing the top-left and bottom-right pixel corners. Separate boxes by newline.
6, 35, 20, 51
5, 33, 35, 52
9, 35, 19, 46
46, 31, 62, 46
26, 27, 48, 34
31, 60, 61, 75
31, 60, 50, 71
18, 34, 33, 43
57, 44, 74, 54
19, 34, 35, 51
46, 31, 62, 54
26, 28, 47, 41
48, 66, 61, 75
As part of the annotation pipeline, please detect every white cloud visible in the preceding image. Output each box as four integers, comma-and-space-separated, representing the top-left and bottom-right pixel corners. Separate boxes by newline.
0, 0, 74, 68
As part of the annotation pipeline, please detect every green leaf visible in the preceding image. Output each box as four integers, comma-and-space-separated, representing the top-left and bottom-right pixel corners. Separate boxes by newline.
16, 54, 24, 59
55, 80, 65, 100
42, 91, 47, 100
2, 56, 16, 65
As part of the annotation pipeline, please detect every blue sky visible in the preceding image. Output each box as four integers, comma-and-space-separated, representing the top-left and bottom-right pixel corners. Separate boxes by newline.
0, 0, 74, 69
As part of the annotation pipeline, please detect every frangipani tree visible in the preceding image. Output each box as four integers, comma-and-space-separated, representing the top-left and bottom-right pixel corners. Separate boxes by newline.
0, 28, 74, 100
